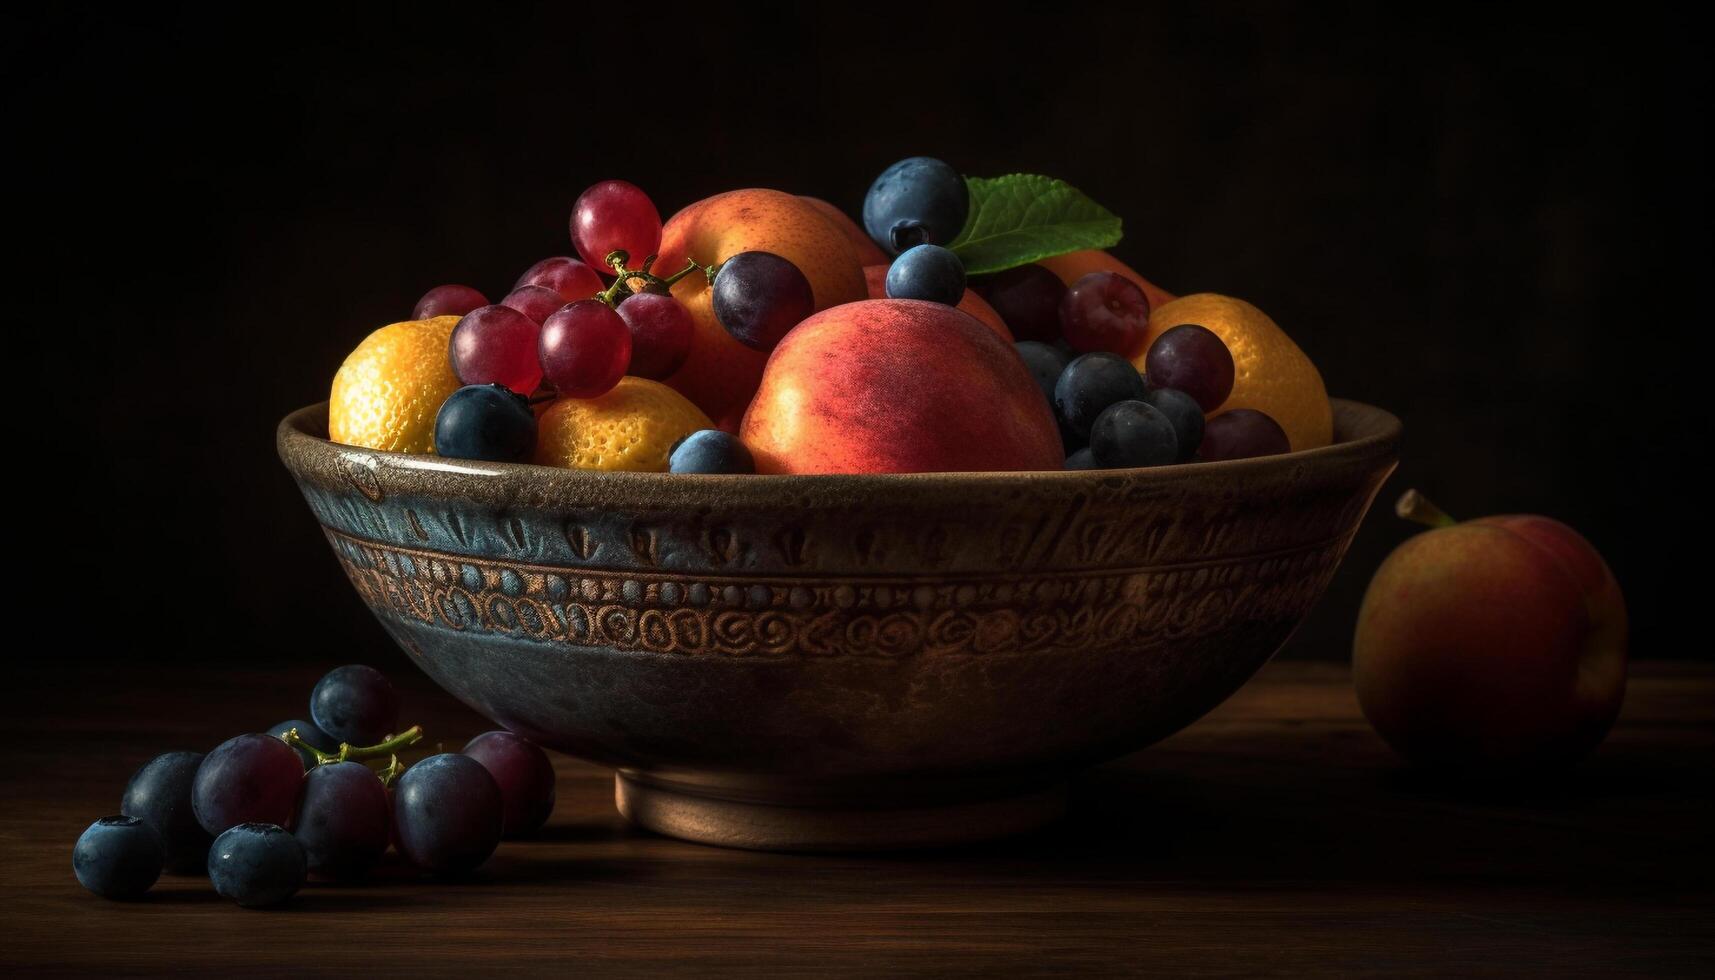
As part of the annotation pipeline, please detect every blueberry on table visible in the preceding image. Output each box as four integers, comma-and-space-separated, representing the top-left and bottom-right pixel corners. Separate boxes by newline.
1143, 387, 1206, 462
669, 429, 755, 475
1053, 352, 1148, 438
120, 751, 212, 874
73, 816, 163, 899
434, 384, 538, 463
309, 664, 401, 746
208, 823, 306, 908
1090, 400, 1180, 468
1014, 341, 1069, 404
863, 156, 969, 255
884, 244, 966, 306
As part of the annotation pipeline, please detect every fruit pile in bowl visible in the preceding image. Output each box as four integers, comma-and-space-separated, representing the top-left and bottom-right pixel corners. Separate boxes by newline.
283, 158, 1399, 851
325, 158, 1332, 475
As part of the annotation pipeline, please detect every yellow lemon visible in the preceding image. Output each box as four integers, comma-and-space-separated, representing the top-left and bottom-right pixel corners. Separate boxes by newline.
1135, 294, 1333, 451
534, 377, 713, 472
328, 316, 461, 453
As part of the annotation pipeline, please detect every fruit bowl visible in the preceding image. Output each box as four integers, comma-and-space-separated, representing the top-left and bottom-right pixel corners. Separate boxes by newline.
278, 398, 1399, 851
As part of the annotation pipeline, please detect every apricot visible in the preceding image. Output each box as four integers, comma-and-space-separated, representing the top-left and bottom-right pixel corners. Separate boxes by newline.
862, 264, 1011, 343
1036, 250, 1176, 311
1354, 493, 1628, 771
655, 190, 868, 422
799, 196, 889, 266
742, 299, 1062, 474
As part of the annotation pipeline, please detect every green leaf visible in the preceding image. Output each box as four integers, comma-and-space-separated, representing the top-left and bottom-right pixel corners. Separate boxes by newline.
946, 174, 1122, 275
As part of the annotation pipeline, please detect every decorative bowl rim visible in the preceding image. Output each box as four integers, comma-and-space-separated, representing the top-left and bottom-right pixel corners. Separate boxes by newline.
277, 397, 1400, 492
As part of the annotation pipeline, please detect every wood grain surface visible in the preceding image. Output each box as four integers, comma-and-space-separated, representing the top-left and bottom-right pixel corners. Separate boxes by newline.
4, 661, 1710, 977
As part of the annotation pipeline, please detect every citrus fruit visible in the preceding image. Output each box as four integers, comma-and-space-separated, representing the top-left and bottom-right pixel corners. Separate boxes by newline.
328, 316, 462, 453
533, 377, 713, 472
1133, 294, 1332, 452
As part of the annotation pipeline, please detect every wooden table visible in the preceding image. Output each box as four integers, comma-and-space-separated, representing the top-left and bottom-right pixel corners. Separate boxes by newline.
4, 661, 1710, 976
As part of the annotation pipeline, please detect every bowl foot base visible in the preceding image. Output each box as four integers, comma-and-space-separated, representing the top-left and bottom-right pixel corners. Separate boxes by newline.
615, 773, 1068, 852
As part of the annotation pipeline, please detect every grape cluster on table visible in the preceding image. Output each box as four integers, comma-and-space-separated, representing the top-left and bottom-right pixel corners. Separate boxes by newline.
74, 665, 556, 908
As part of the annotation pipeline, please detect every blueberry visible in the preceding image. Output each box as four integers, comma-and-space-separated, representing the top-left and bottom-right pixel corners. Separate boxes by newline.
1014, 341, 1068, 404
266, 719, 339, 770
434, 384, 536, 463
669, 429, 755, 474
121, 752, 212, 874
73, 816, 163, 899
1090, 400, 1179, 468
1143, 386, 1205, 462
208, 823, 306, 908
863, 156, 969, 255
310, 664, 400, 746
884, 244, 965, 306
1053, 352, 1147, 438
1065, 447, 1097, 470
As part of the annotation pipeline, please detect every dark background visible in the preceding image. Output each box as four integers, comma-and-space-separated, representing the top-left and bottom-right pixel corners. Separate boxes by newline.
8, 3, 1707, 673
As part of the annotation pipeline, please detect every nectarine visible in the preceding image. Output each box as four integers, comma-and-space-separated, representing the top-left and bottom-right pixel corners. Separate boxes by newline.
1353, 491, 1628, 771
800, 196, 889, 266
741, 299, 1062, 474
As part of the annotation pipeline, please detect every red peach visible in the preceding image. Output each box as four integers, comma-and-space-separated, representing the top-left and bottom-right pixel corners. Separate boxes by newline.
1354, 493, 1627, 771
741, 299, 1062, 474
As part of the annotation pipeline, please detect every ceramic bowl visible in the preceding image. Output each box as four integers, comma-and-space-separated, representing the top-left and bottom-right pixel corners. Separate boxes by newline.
278, 399, 1399, 851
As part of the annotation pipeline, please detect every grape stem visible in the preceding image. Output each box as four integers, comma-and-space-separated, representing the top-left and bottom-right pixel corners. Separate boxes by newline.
1395, 489, 1457, 528
377, 754, 405, 788
284, 725, 425, 767
594, 253, 708, 308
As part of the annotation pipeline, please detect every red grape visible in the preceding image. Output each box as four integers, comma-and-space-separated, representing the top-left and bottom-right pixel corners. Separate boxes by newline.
1060, 272, 1150, 356
615, 292, 694, 379
1144, 324, 1235, 412
413, 284, 488, 320
514, 256, 605, 301
1198, 409, 1290, 460
977, 264, 1066, 343
500, 284, 566, 325
191, 734, 304, 836
290, 761, 390, 881
463, 732, 556, 838
394, 754, 503, 874
571, 180, 662, 273
450, 305, 543, 394
539, 299, 631, 398
711, 251, 814, 351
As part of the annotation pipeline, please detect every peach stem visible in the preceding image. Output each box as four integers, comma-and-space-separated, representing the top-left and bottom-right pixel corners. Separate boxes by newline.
1395, 489, 1456, 528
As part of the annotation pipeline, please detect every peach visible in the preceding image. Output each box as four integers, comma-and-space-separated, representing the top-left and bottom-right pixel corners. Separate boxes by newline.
741, 299, 1062, 474
1037, 250, 1176, 311
862, 264, 1012, 343
1353, 492, 1628, 771
800, 196, 889, 266
654, 189, 869, 423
